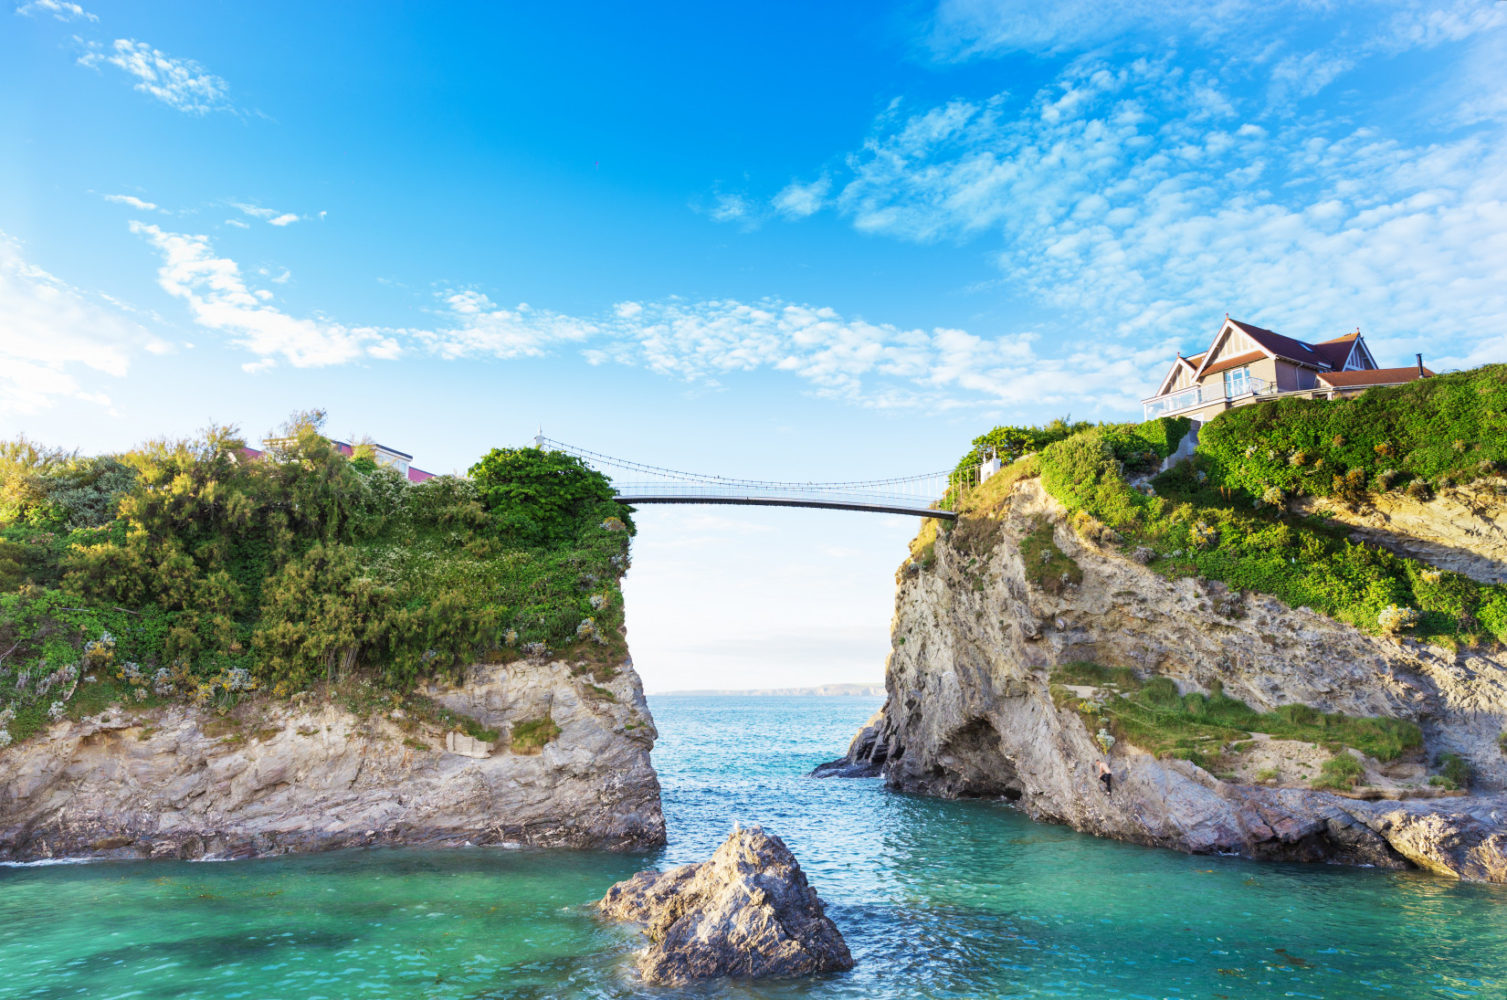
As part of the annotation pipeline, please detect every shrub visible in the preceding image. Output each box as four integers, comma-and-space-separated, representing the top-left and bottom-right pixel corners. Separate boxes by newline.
510, 714, 560, 754
1435, 751, 1471, 790
1312, 752, 1365, 791
1378, 604, 1420, 634
469, 447, 630, 546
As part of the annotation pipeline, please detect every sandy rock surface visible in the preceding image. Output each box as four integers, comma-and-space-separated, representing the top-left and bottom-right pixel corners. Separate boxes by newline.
598, 826, 854, 986
0, 658, 663, 861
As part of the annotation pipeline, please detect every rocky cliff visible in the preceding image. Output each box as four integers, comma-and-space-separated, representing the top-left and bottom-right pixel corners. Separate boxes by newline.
0, 657, 663, 861
839, 478, 1507, 882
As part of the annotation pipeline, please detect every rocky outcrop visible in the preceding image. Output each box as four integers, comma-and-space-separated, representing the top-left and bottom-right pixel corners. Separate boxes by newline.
843, 477, 1507, 882
1294, 481, 1507, 585
598, 826, 853, 986
0, 658, 663, 861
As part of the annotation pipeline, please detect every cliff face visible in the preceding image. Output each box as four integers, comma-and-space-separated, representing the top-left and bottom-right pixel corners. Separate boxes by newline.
0, 657, 663, 862
845, 479, 1507, 882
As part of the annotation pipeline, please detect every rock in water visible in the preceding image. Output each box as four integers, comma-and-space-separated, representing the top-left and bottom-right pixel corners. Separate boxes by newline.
598, 826, 854, 985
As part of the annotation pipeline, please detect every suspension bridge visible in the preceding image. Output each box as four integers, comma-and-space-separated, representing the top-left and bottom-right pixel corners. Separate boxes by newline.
537, 436, 964, 520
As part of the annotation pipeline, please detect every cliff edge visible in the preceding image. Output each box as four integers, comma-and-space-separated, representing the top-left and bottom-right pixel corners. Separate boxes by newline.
0, 655, 663, 861
839, 477, 1507, 882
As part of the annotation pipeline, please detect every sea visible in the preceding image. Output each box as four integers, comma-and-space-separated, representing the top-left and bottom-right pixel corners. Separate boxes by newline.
2, 694, 1505, 999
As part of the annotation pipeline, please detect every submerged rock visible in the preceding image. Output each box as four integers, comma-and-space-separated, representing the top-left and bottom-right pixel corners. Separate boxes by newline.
598, 825, 854, 985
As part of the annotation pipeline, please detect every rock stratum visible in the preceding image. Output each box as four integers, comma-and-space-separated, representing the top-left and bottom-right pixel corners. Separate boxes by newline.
0, 658, 663, 861
598, 825, 853, 986
836, 478, 1507, 883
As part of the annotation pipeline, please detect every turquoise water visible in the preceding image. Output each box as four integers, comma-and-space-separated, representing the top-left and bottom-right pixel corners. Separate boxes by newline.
2, 695, 1505, 999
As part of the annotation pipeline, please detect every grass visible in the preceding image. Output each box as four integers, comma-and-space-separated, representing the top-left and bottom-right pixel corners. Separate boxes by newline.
401, 692, 500, 743
1197, 364, 1507, 501
1312, 753, 1364, 791
1254, 767, 1280, 783
1019, 518, 1082, 595
1434, 751, 1471, 790
585, 683, 617, 702
1027, 417, 1507, 648
510, 714, 560, 754
1049, 664, 1422, 768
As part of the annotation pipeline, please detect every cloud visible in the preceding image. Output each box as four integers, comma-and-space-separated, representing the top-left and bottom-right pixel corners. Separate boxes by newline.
708, 191, 754, 224
926, 0, 1504, 64
769, 45, 1507, 377
15, 0, 96, 22
0, 233, 167, 416
773, 176, 831, 218
80, 39, 232, 114
231, 203, 302, 226
102, 193, 160, 211
123, 223, 1161, 413
129, 223, 401, 369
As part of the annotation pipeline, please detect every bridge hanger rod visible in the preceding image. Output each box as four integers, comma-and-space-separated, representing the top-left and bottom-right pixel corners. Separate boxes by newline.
539, 436, 955, 491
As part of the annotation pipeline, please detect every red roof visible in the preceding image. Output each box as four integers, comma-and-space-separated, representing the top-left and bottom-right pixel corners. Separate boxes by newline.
1227, 319, 1329, 368
1199, 350, 1266, 378
407, 467, 436, 482
1316, 367, 1433, 388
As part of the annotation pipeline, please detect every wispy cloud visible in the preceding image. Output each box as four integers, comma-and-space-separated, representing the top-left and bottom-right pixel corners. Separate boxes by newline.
772, 175, 831, 218
231, 202, 303, 226
15, 0, 96, 22
0, 232, 167, 416
129, 223, 400, 371
102, 193, 160, 211
744, 0, 1507, 378
79, 38, 232, 114
124, 222, 1167, 413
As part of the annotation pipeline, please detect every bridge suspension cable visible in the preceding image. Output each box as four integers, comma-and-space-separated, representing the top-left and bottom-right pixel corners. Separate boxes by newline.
537, 436, 966, 519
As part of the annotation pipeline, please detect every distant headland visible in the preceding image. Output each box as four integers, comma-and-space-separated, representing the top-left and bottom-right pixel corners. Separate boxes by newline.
653, 683, 885, 698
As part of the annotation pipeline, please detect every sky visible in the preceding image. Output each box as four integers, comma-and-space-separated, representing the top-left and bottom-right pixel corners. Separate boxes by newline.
3, 0, 1505, 692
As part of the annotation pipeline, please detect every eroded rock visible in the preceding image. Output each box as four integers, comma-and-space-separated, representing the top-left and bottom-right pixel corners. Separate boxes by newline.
598, 826, 853, 985
844, 477, 1507, 883
0, 658, 664, 861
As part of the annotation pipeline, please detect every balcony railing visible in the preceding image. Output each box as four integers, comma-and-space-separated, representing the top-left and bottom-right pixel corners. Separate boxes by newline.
1142, 375, 1274, 421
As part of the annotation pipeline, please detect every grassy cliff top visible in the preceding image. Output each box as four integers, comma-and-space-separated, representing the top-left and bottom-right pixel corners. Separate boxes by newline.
0, 415, 633, 747
937, 365, 1507, 649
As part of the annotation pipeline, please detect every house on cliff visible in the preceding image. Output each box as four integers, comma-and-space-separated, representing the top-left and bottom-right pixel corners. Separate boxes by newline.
239, 439, 436, 482
1142, 316, 1433, 424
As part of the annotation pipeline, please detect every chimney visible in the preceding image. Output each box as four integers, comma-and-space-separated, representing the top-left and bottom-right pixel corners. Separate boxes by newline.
1416, 353, 1424, 377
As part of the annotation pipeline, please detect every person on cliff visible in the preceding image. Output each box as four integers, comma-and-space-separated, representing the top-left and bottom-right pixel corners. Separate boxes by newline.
1096, 759, 1112, 794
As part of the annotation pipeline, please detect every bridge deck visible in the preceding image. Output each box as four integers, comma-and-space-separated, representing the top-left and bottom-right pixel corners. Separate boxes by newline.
615, 495, 956, 520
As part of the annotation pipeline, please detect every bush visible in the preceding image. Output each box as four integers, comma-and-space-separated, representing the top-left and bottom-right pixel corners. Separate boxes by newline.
469, 447, 631, 546
1197, 365, 1507, 503
1435, 751, 1471, 790
1312, 752, 1365, 791
0, 416, 639, 745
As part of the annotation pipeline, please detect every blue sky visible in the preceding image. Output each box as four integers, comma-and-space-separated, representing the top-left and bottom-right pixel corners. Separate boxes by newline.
4, 0, 1505, 690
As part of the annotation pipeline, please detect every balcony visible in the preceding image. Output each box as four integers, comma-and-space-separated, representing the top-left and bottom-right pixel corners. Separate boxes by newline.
1142, 374, 1273, 421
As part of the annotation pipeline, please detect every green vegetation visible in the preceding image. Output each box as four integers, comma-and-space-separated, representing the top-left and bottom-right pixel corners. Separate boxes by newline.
967, 407, 1507, 646
942, 371, 1507, 648
1049, 664, 1422, 773
1019, 518, 1081, 594
510, 714, 561, 754
1433, 751, 1471, 791
1198, 365, 1507, 501
0, 411, 633, 749
1312, 753, 1365, 791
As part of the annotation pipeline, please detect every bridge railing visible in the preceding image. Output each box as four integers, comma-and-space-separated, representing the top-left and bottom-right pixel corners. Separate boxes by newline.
540, 436, 966, 517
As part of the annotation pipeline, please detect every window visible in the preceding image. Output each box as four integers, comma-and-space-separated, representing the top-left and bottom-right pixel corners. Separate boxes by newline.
1223, 366, 1250, 397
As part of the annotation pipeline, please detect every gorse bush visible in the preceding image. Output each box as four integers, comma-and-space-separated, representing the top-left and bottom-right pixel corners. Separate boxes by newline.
1197, 365, 1507, 501
1025, 413, 1507, 648
0, 414, 635, 745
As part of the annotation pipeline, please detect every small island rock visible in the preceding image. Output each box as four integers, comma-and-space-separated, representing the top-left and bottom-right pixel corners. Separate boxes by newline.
598, 825, 854, 985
